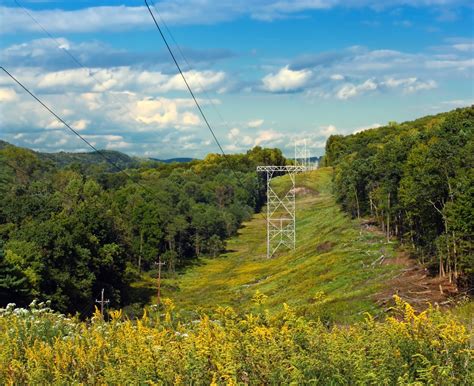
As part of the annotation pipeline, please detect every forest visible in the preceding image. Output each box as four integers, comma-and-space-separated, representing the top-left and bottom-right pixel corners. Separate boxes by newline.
324, 106, 473, 289
0, 108, 473, 383
0, 143, 286, 315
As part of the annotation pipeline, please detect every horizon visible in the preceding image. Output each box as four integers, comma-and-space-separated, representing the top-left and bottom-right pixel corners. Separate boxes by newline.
0, 0, 473, 159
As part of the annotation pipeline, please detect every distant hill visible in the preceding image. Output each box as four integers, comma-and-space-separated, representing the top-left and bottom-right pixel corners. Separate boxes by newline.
150, 157, 195, 164
40, 149, 139, 169
0, 140, 194, 170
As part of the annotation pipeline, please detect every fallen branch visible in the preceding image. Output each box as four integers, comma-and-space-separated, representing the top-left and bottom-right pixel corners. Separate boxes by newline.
371, 254, 385, 267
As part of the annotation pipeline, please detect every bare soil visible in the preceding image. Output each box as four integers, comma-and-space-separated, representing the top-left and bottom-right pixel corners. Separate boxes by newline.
375, 252, 459, 311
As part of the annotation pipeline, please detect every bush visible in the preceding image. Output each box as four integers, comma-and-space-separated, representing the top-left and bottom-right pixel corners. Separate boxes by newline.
0, 297, 472, 384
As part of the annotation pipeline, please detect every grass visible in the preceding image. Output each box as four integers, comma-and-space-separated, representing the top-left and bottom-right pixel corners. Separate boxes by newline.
162, 167, 401, 324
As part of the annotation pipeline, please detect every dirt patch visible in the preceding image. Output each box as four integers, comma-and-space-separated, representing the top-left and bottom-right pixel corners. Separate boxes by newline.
316, 241, 335, 253
290, 187, 317, 196
374, 252, 458, 311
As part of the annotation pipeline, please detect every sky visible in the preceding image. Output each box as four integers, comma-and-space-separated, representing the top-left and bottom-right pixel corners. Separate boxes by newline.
0, 0, 473, 159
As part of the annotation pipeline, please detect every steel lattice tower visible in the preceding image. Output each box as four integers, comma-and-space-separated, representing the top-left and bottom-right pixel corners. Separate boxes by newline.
256, 165, 306, 258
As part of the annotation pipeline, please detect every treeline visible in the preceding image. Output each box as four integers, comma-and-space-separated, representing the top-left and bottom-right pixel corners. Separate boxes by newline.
323, 106, 473, 288
0, 144, 286, 314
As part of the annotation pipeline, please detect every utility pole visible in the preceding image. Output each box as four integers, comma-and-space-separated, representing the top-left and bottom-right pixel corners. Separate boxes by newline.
95, 288, 109, 316
155, 256, 166, 305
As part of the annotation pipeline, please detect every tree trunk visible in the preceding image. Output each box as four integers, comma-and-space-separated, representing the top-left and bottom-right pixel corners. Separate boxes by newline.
386, 192, 390, 242
353, 185, 360, 219
138, 230, 143, 273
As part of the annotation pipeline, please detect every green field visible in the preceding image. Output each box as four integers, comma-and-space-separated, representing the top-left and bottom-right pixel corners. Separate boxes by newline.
161, 168, 400, 323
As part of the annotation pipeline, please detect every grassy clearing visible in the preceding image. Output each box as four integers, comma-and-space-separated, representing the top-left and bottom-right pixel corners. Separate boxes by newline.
163, 168, 401, 324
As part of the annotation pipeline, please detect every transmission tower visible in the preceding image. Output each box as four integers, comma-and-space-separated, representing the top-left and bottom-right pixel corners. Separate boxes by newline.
294, 139, 309, 168
257, 165, 306, 258
295, 139, 318, 170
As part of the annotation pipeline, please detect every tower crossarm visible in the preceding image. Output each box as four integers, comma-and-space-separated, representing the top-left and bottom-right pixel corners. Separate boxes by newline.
257, 165, 306, 173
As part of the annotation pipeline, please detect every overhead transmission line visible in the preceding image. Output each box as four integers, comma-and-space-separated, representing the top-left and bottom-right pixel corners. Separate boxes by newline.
9, 1, 266, 217
143, 1, 253, 191
150, 2, 234, 136
0, 66, 157, 198
14, 0, 254, 187
13, 0, 108, 92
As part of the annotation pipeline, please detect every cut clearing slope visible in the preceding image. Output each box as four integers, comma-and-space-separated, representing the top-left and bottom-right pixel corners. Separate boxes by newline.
165, 168, 402, 323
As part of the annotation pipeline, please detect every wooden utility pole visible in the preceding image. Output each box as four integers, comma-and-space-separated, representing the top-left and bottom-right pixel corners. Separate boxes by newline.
95, 288, 109, 316
155, 256, 166, 305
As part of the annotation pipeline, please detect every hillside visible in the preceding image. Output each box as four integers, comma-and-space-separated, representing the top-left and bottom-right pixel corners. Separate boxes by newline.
324, 106, 473, 288
160, 167, 445, 323
0, 139, 195, 171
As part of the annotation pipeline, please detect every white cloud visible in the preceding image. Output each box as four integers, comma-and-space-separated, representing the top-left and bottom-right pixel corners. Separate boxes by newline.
161, 70, 226, 93
254, 129, 284, 146
352, 123, 382, 134
0, 87, 17, 102
1, 1, 468, 34
336, 79, 377, 100
105, 141, 131, 150
330, 74, 344, 81
71, 119, 89, 131
228, 128, 240, 140
320, 125, 337, 137
8, 66, 227, 95
134, 98, 200, 128
247, 119, 264, 128
335, 77, 437, 99
262, 66, 312, 93
426, 58, 474, 70
453, 43, 474, 52
404, 79, 437, 93
382, 77, 437, 93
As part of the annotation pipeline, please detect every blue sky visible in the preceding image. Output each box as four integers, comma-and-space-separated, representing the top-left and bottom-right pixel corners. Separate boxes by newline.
0, 0, 473, 158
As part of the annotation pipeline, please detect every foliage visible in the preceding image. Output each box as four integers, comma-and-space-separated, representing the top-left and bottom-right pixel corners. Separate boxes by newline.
325, 106, 474, 287
0, 143, 286, 314
0, 297, 472, 384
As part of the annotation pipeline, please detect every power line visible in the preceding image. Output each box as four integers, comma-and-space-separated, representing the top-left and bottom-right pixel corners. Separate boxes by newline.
143, 1, 249, 185
150, 3, 233, 135
9, 1, 268, 219
144, 1, 269, 222
14, 0, 257, 190
0, 66, 156, 198
144, 0, 226, 160
13, 0, 107, 92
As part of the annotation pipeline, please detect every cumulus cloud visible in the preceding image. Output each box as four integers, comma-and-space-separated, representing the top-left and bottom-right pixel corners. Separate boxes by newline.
336, 79, 377, 100
253, 129, 284, 146
1, 38, 235, 72
247, 119, 264, 128
71, 119, 90, 131
1, 1, 468, 34
0, 87, 17, 102
262, 66, 312, 93
228, 128, 241, 140
335, 77, 437, 99
320, 125, 337, 137
0, 65, 227, 96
